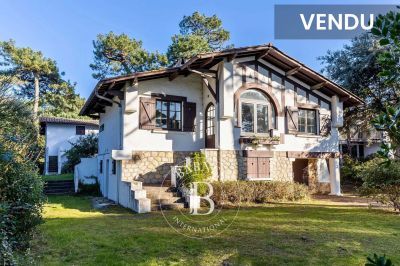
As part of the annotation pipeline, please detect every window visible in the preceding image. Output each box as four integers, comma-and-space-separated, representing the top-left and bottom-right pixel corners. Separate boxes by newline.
112, 160, 116, 175
240, 89, 276, 134
206, 104, 215, 136
99, 160, 103, 174
76, 125, 85, 135
155, 100, 182, 130
298, 109, 317, 134
99, 124, 104, 132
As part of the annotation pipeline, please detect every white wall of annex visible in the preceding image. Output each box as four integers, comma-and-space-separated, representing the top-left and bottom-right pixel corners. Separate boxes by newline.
122, 75, 205, 151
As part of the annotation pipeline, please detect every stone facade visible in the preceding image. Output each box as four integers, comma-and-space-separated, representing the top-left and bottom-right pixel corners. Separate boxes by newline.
220, 150, 246, 181
122, 151, 192, 184
121, 149, 331, 194
270, 154, 293, 182
202, 149, 219, 181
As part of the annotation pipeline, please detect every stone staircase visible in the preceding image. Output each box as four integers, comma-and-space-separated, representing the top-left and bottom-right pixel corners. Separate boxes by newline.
44, 180, 74, 195
143, 184, 186, 211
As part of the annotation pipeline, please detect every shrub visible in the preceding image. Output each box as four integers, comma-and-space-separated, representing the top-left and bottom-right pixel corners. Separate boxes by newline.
61, 134, 98, 173
0, 81, 44, 264
211, 181, 309, 206
359, 158, 400, 211
341, 155, 363, 185
180, 152, 212, 195
77, 176, 101, 196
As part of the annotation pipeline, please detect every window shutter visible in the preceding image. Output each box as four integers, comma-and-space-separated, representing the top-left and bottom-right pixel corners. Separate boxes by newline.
257, 158, 270, 178
183, 102, 196, 132
139, 97, 156, 129
286, 106, 298, 134
319, 110, 331, 136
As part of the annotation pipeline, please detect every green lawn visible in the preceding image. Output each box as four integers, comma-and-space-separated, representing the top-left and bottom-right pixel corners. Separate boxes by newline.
33, 196, 400, 265
42, 173, 74, 182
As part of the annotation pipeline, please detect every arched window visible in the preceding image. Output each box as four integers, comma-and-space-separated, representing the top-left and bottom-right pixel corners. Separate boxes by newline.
240, 89, 276, 134
205, 103, 215, 148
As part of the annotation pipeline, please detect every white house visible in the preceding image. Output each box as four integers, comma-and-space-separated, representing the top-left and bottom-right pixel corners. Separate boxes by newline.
40, 117, 99, 175
79, 43, 363, 210
340, 126, 383, 159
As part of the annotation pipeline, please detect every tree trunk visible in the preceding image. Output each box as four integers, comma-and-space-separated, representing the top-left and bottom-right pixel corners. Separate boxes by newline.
33, 73, 40, 120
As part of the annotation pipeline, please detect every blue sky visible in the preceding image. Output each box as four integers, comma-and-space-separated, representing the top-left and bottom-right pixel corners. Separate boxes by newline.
0, 0, 396, 98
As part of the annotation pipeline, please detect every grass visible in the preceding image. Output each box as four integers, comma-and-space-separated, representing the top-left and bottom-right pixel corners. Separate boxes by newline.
32, 196, 400, 265
42, 173, 73, 182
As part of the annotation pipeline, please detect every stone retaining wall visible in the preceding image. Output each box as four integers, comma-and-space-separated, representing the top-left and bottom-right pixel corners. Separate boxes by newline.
121, 151, 192, 184
121, 150, 332, 194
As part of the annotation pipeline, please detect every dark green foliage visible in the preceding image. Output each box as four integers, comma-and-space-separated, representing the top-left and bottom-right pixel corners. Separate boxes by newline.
90, 32, 168, 80
372, 105, 400, 159
319, 33, 395, 141
181, 152, 212, 195
167, 12, 231, 62
372, 7, 400, 85
359, 158, 400, 211
61, 134, 98, 173
0, 39, 85, 118
77, 176, 101, 196
366, 254, 394, 266
211, 181, 309, 206
0, 79, 44, 264
341, 155, 363, 185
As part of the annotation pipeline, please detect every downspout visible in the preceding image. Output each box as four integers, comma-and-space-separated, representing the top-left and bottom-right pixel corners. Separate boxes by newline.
215, 65, 222, 182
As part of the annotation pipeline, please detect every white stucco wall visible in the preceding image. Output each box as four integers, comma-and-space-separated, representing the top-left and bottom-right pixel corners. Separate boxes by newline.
122, 75, 205, 151
216, 58, 341, 153
45, 123, 98, 174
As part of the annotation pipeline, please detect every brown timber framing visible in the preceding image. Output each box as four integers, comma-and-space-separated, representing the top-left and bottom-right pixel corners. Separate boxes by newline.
285, 66, 302, 77
311, 82, 327, 90
202, 77, 217, 101
80, 44, 363, 117
237, 60, 332, 110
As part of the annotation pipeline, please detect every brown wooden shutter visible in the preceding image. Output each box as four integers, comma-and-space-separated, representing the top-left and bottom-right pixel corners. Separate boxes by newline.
139, 97, 156, 130
183, 102, 196, 132
257, 158, 270, 178
319, 111, 331, 136
286, 106, 298, 134
247, 158, 258, 179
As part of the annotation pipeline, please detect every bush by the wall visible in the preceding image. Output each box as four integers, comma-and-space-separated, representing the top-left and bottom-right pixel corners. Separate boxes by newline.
180, 152, 212, 195
61, 134, 98, 173
211, 181, 309, 206
77, 176, 101, 196
0, 81, 44, 265
359, 158, 400, 211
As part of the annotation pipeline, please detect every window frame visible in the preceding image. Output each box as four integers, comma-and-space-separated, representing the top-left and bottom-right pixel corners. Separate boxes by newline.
76, 125, 86, 135
112, 160, 116, 175
205, 103, 215, 136
240, 90, 275, 136
155, 99, 183, 131
297, 108, 317, 135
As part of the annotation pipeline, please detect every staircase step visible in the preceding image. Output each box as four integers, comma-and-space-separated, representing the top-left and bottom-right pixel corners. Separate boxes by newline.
151, 202, 185, 211
44, 180, 74, 195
